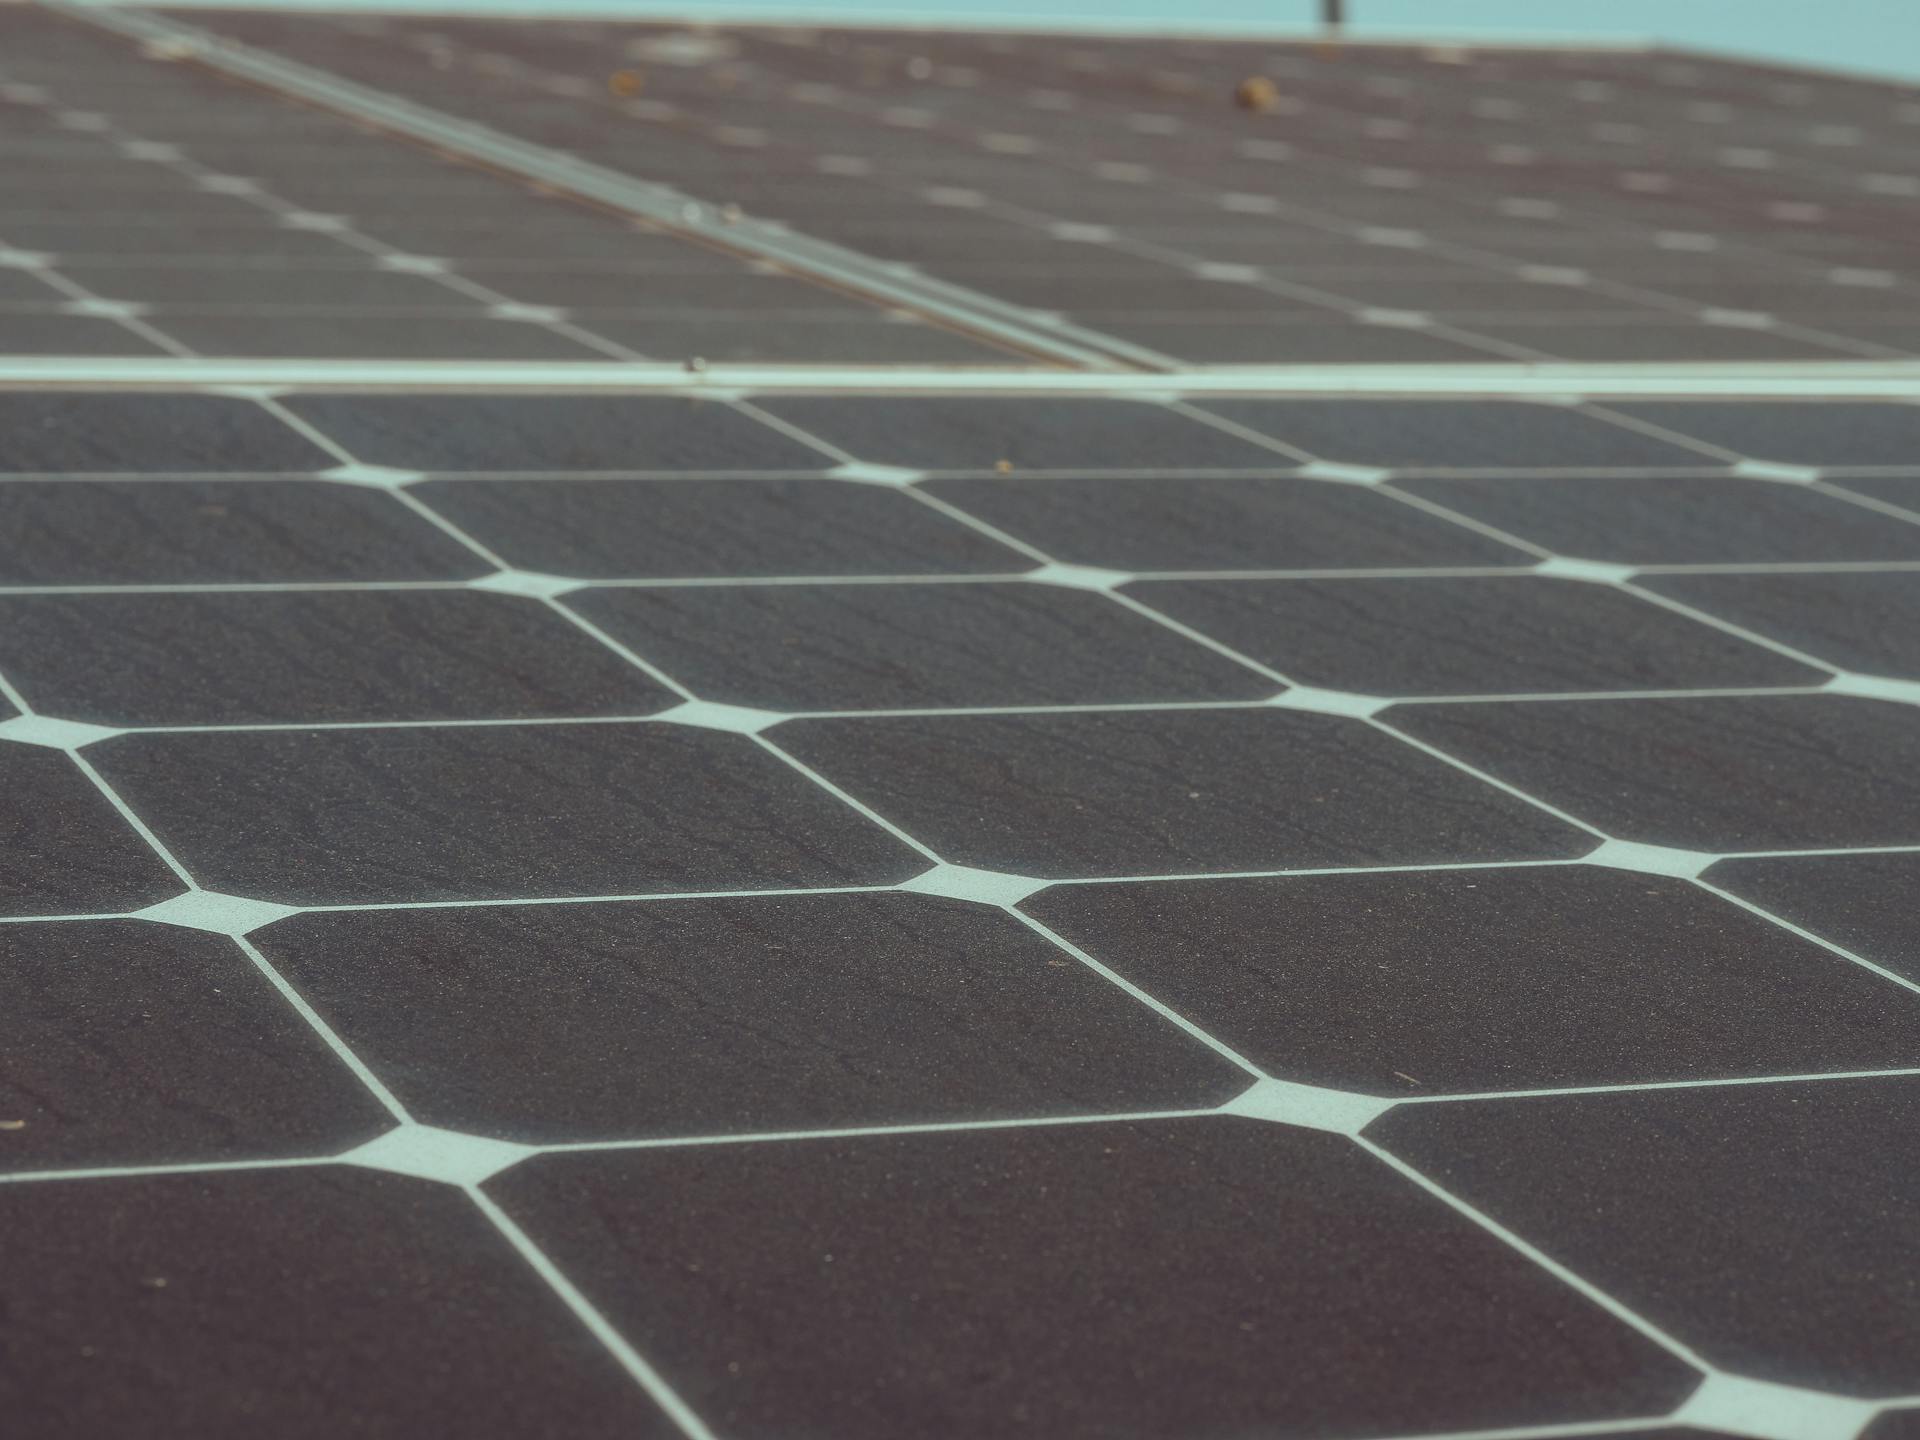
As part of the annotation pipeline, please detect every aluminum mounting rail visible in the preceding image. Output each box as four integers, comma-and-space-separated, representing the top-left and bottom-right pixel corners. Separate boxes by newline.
6, 356, 1920, 397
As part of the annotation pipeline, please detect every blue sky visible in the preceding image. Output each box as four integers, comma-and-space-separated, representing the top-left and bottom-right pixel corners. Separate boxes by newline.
757, 0, 1920, 84
697, 0, 1920, 85
144, 0, 1920, 85
1267, 0, 1920, 83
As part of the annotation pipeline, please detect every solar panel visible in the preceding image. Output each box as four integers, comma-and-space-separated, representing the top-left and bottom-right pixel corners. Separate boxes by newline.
5, 4, 1920, 1437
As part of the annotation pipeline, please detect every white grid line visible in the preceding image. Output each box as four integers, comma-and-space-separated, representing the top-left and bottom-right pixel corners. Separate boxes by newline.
360, 16, 1920, 368
41, 2, 1145, 369
2, 554, 1920, 595
61, 6, 1864, 377
6, 9, 1920, 1420
0, 66, 657, 363
9, 380, 1920, 1434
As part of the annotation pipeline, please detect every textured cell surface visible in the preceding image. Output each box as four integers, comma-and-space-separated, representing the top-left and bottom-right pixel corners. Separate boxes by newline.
6, 7, 1920, 1437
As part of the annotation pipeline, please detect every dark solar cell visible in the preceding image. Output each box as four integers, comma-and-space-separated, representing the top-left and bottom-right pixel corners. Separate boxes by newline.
1390, 694, 1920, 849
921, 475, 1530, 569
774, 707, 1591, 875
0, 920, 390, 1168
1640, 569, 1920, 679
1198, 398, 1708, 467
0, 591, 678, 725
0, 392, 333, 472
1130, 575, 1822, 693
1028, 866, 1920, 1091
0, 480, 486, 584
0, 1170, 678, 1437
565, 580, 1274, 709
1613, 401, 1920, 465
90, 722, 926, 904
1374, 1078, 1920, 1393
416, 478, 1031, 577
1398, 474, 1920, 563
255, 893, 1244, 1142
754, 395, 1293, 470
285, 394, 829, 471
491, 1123, 1694, 1437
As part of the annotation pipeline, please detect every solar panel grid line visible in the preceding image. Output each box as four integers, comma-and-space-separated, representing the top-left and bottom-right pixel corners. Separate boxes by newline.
16, 383, 1920, 1425
380, 70, 1167, 374
536, 592, 714, 699
1636, 557, 1920, 573
129, 383, 1920, 979
31, 683, 1875, 735
26, 1053, 1920, 1189
18, 385, 1920, 652
45, 1, 1154, 370
357, 384, 1920, 1033
1350, 1418, 1675, 1440
22, 836, 1920, 920
230, 392, 957, 887
1401, 320, 1556, 363
721, 393, 871, 464
1382, 167, 1920, 308
1576, 582, 1847, 677
52, 745, 197, 883
1706, 318, 1914, 363
1814, 476, 1920, 531
0, 228, 197, 357
895, 482, 1059, 565
14, 11, 1920, 1432
960, 46, 1920, 355
346, 15, 1920, 366
1693, 878, 1920, 1004
0, 65, 662, 362
0, 630, 722, 1437
1353, 708, 1607, 837
1, 880, 927, 930
0, 26, 1038, 365
1369, 482, 1557, 558
71, 5, 1873, 368
0, 1153, 344, 1188
363, 21, 1635, 366
996, 905, 1268, 1072
892, 197, 1558, 361
9, 756, 1920, 870
5, 543, 1920, 588
1349, 1137, 1721, 1384
455, 1188, 727, 1440
220, 929, 415, 1118
745, 48, 1920, 351
0, 688, 1691, 1436
7, 861, 1919, 1437
0, 300, 1063, 324
1512, 405, 1920, 541
1575, 399, 1772, 461
11, 568, 1920, 1436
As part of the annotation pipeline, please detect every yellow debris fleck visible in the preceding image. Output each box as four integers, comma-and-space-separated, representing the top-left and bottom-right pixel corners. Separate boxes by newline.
1234, 76, 1281, 113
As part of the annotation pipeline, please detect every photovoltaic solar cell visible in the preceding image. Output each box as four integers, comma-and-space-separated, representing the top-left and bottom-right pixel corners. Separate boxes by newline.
5, 4, 1920, 1437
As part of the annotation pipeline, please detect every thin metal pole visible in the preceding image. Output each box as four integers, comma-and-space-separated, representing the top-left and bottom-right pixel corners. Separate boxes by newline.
1323, 0, 1346, 29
